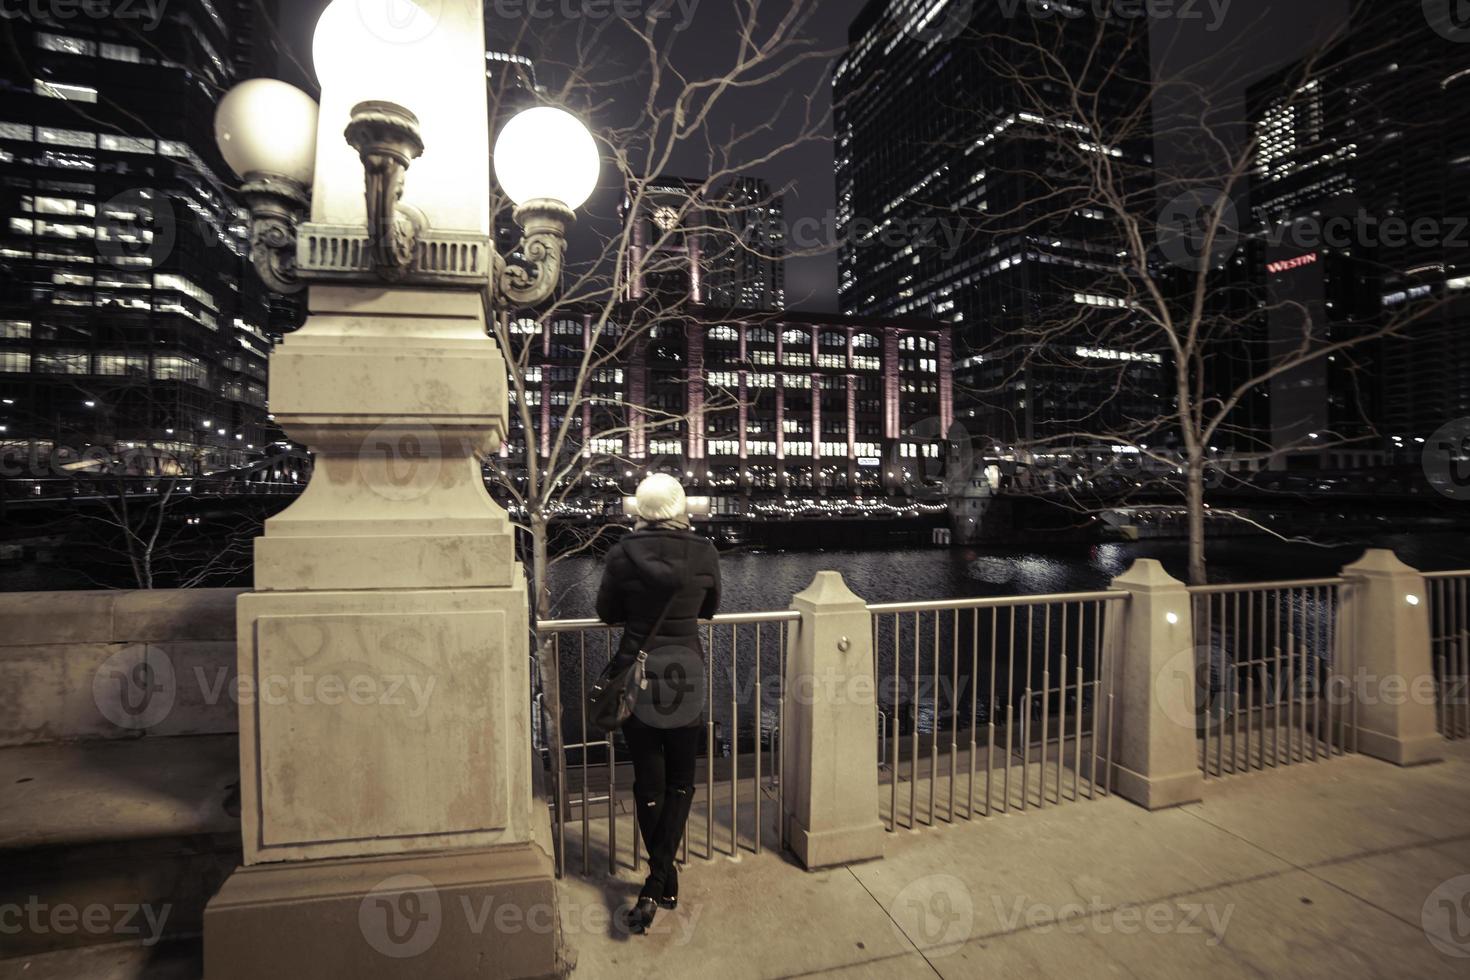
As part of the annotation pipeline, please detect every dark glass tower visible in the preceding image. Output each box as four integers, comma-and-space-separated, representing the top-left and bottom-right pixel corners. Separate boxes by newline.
1248, 1, 1470, 464
835, 0, 1159, 448
0, 2, 275, 475
704, 176, 786, 312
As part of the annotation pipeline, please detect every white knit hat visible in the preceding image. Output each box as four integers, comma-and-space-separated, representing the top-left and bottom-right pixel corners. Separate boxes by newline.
634, 473, 687, 523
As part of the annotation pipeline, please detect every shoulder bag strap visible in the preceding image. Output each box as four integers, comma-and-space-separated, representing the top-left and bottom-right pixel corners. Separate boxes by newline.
638, 590, 680, 655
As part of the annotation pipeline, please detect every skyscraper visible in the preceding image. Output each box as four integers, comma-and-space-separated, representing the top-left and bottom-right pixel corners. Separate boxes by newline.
834, 0, 1160, 448
0, 2, 275, 475
1247, 1, 1470, 464
703, 176, 786, 311
619, 174, 787, 312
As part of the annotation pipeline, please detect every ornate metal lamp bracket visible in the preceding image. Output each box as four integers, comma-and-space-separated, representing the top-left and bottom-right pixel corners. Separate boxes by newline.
240, 174, 309, 294
344, 100, 426, 282
495, 198, 574, 309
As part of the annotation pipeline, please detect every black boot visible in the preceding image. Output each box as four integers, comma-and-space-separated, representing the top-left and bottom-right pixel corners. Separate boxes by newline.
649, 784, 692, 909
625, 896, 658, 935
658, 863, 679, 910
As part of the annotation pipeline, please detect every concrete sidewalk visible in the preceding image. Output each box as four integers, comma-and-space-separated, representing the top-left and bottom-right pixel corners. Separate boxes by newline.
557, 741, 1470, 979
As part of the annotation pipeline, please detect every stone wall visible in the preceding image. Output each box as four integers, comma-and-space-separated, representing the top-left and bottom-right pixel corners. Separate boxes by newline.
0, 589, 242, 747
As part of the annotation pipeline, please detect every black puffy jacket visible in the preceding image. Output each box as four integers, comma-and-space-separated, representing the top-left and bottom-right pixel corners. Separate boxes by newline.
596, 524, 721, 726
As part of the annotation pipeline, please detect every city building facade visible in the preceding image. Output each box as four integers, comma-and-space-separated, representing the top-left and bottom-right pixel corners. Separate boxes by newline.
834, 0, 1159, 448
1247, 1, 1470, 465
0, 1, 280, 476
500, 307, 952, 505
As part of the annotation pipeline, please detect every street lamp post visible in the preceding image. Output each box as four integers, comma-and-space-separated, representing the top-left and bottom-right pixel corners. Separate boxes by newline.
202, 2, 596, 976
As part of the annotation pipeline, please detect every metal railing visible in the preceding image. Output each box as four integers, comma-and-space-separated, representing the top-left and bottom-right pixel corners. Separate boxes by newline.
1188, 578, 1354, 777
866, 591, 1129, 830
535, 611, 798, 879
1426, 571, 1470, 740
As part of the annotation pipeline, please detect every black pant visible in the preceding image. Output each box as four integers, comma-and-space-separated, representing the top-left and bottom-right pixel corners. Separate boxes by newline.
623, 717, 699, 899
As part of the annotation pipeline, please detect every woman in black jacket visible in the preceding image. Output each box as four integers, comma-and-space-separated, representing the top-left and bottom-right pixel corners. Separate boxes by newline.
596, 474, 720, 934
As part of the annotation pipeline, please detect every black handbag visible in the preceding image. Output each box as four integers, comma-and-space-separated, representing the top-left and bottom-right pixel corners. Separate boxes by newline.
587, 594, 677, 733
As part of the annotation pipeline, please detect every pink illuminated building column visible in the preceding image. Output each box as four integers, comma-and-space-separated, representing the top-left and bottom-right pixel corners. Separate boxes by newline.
938, 327, 954, 435
687, 322, 706, 464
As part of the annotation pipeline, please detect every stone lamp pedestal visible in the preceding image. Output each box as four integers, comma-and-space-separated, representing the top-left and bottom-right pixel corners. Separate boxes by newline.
203, 285, 558, 978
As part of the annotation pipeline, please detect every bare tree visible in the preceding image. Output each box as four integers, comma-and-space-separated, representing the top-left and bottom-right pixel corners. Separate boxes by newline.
481, 6, 839, 765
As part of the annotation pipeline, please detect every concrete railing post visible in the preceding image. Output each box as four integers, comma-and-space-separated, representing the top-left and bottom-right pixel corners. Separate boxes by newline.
1108, 560, 1204, 810
1339, 549, 1442, 766
782, 572, 885, 869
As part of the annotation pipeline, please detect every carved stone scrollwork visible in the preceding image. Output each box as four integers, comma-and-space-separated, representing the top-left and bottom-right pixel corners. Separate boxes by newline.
496, 198, 574, 309
344, 100, 426, 282
239, 173, 310, 294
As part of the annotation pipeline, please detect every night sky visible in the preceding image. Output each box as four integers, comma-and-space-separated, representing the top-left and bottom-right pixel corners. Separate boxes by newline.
268, 0, 1341, 312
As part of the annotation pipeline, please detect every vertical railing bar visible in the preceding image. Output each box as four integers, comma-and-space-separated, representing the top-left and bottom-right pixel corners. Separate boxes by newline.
986, 607, 996, 816
891, 613, 900, 830
1453, 578, 1462, 740
1058, 652, 1070, 805
1448, 577, 1457, 739
1041, 608, 1051, 807
1103, 598, 1117, 797
1089, 600, 1101, 797
1073, 654, 1084, 803
579, 632, 589, 876
911, 611, 919, 829
1200, 592, 1210, 777
1004, 605, 1015, 812
968, 608, 979, 820
1313, 585, 1325, 760
1214, 593, 1224, 778
929, 611, 939, 826
606, 628, 617, 875
1057, 604, 1068, 803
754, 625, 762, 855
1230, 591, 1240, 774
1433, 580, 1444, 737
1021, 605, 1034, 811
949, 608, 959, 822
1348, 583, 1359, 755
1446, 581, 1458, 734
551, 632, 564, 878
1458, 579, 1465, 738
1271, 587, 1283, 768
1286, 586, 1295, 765
706, 623, 714, 860
1458, 588, 1467, 739
1245, 590, 1256, 771
1331, 583, 1342, 754
778, 621, 786, 850
1330, 583, 1343, 754
1283, 588, 1294, 765
1298, 587, 1310, 763
730, 625, 738, 858
1020, 689, 1032, 811
1305, 585, 1315, 760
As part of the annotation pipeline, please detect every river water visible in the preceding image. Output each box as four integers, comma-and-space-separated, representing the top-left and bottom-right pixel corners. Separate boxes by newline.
545, 529, 1470, 619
